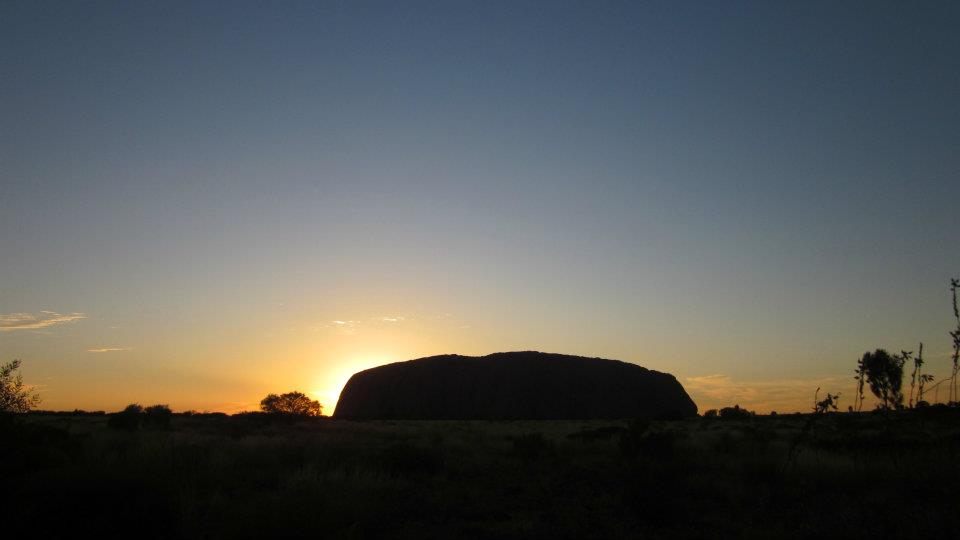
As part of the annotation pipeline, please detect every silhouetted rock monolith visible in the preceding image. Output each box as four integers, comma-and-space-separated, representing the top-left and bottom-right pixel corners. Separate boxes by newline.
333, 351, 697, 420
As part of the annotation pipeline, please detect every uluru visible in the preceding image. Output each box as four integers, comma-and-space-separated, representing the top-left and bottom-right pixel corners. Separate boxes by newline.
333, 351, 698, 420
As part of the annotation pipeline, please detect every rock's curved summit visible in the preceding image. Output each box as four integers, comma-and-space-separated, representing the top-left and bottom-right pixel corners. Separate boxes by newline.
333, 351, 697, 420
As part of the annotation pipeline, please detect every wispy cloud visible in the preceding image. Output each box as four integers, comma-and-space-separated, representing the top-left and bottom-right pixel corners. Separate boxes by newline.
87, 347, 132, 353
329, 320, 360, 335
0, 311, 86, 331
320, 315, 411, 335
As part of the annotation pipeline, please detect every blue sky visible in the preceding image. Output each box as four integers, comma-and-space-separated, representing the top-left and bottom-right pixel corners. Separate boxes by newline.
2, 1, 958, 412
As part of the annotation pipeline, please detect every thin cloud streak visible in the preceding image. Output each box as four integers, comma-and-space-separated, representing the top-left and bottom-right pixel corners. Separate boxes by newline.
323, 316, 411, 334
87, 347, 132, 353
0, 311, 86, 331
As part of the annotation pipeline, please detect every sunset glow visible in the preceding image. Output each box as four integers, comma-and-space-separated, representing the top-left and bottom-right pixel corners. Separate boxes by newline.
2, 2, 958, 416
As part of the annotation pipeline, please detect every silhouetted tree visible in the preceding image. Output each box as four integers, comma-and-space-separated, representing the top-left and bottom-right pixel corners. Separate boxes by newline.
860, 349, 905, 410
107, 403, 144, 431
0, 359, 40, 413
718, 405, 754, 419
260, 391, 322, 416
143, 404, 173, 428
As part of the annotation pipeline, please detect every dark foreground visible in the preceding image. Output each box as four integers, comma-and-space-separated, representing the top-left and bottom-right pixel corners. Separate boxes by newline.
4, 409, 960, 539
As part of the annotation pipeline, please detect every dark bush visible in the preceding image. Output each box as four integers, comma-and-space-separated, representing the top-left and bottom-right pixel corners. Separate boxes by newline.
143, 404, 172, 429
914, 402, 958, 420
107, 404, 143, 431
719, 405, 755, 419
260, 391, 322, 416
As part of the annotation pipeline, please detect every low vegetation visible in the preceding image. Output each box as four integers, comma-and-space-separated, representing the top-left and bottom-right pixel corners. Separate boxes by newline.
4, 409, 959, 539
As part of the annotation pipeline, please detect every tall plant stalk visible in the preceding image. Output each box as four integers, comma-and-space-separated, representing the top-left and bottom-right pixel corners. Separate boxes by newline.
950, 278, 959, 404
909, 343, 922, 408
915, 343, 925, 405
854, 356, 866, 412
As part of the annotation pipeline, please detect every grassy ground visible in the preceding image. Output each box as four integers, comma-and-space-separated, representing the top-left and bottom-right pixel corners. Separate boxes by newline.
4, 409, 959, 539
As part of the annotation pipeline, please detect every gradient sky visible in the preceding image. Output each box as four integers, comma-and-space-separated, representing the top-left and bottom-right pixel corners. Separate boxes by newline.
2, 1, 958, 414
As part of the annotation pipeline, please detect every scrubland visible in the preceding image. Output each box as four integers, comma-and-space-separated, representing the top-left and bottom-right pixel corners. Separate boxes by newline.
5, 409, 959, 539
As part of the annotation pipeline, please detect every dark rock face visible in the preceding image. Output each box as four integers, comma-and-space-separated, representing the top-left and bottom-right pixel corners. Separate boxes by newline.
333, 351, 698, 420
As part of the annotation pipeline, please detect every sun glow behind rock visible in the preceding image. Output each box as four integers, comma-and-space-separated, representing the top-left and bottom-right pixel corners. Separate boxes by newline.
311, 355, 397, 415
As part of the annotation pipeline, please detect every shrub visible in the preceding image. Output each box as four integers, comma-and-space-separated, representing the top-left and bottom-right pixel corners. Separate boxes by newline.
260, 392, 322, 417
107, 404, 143, 431
814, 389, 840, 414
143, 404, 173, 429
719, 405, 754, 419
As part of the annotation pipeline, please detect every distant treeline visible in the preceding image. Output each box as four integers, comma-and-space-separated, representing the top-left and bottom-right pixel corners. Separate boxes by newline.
25, 409, 230, 418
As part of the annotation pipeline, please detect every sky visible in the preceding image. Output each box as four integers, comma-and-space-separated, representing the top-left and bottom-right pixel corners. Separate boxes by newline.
2, 1, 958, 414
